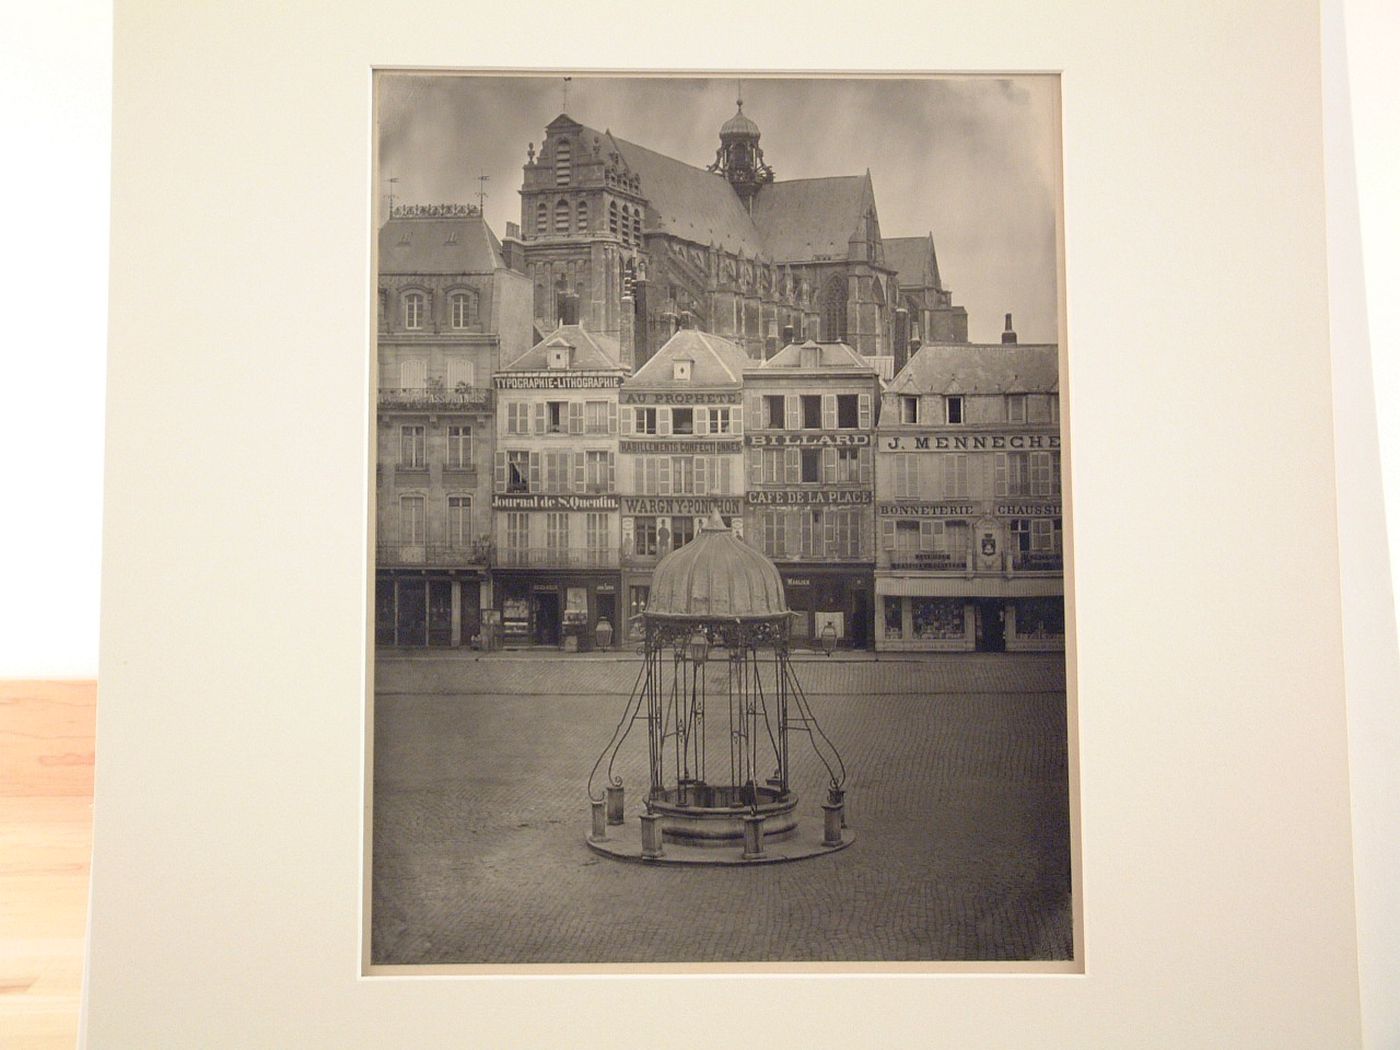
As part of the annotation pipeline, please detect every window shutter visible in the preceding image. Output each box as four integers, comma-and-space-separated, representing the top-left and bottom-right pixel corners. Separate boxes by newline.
785, 395, 799, 430
573, 451, 585, 491
880, 518, 896, 550
608, 452, 616, 492
528, 452, 540, 491
749, 448, 762, 486
533, 403, 546, 434
659, 456, 671, 496
784, 511, 800, 557
732, 405, 743, 435
621, 406, 634, 435
1032, 519, 1052, 551
784, 447, 800, 484
822, 447, 836, 484
747, 394, 761, 428
920, 520, 941, 550
494, 451, 506, 493
822, 394, 837, 430
994, 453, 1008, 498
859, 447, 872, 485
569, 401, 583, 434
858, 393, 872, 429
823, 512, 836, 558
608, 401, 618, 434
658, 408, 672, 436
695, 456, 707, 495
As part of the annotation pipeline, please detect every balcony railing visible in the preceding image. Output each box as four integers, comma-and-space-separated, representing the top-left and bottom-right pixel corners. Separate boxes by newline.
496, 547, 619, 569
378, 385, 493, 410
882, 550, 972, 572
376, 541, 492, 567
1011, 552, 1064, 572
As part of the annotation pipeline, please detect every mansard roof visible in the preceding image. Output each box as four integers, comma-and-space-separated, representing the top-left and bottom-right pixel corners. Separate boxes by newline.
882, 234, 944, 292
499, 324, 624, 372
378, 209, 505, 275
627, 329, 751, 388
892, 342, 1060, 395
750, 174, 874, 263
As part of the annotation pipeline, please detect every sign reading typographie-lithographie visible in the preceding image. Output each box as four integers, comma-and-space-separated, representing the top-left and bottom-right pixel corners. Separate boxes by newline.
882, 432, 1061, 451
494, 373, 624, 390
491, 494, 619, 511
746, 432, 872, 447
746, 489, 873, 506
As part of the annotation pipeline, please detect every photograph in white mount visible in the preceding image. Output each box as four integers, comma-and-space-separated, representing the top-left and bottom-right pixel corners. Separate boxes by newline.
368, 72, 1073, 968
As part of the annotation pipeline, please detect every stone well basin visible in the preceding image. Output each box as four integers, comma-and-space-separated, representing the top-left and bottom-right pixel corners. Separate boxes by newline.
649, 782, 798, 844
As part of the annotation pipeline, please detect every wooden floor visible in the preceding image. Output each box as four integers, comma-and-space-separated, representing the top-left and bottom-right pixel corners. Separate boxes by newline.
0, 681, 96, 1050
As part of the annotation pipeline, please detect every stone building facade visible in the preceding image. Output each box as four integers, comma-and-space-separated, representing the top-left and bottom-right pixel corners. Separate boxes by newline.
743, 340, 881, 648
490, 323, 627, 649
873, 335, 1063, 652
374, 204, 533, 647
616, 328, 750, 641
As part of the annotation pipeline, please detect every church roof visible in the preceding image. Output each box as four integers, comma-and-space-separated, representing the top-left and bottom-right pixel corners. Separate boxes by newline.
754, 339, 877, 374
627, 329, 752, 388
891, 342, 1059, 395
882, 234, 944, 291
499, 324, 624, 372
378, 210, 505, 274
750, 175, 873, 262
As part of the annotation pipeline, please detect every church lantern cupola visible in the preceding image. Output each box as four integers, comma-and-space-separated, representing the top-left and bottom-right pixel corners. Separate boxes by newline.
707, 97, 774, 210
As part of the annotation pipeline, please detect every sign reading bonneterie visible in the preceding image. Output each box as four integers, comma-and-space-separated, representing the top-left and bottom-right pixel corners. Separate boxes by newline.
492, 494, 619, 510
494, 374, 623, 390
746, 489, 872, 506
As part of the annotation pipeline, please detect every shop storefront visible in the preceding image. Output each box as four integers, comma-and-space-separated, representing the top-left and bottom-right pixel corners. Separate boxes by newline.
779, 567, 874, 650
493, 571, 621, 651
873, 574, 1064, 653
374, 571, 486, 648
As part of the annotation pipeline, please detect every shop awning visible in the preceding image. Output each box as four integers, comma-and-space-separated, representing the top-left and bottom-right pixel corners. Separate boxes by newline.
874, 574, 1064, 598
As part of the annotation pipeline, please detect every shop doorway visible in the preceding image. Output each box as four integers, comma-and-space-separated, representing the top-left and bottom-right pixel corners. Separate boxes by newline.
595, 593, 617, 639
427, 581, 454, 647
850, 590, 872, 649
974, 599, 1006, 652
396, 580, 427, 647
534, 592, 561, 647
459, 582, 482, 647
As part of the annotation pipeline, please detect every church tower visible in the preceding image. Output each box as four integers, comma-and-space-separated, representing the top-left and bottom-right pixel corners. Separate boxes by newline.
707, 98, 774, 211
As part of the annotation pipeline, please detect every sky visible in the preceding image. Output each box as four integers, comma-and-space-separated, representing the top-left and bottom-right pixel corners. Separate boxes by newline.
377, 74, 1061, 345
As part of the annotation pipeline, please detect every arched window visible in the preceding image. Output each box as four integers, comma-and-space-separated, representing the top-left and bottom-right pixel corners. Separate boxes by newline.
608, 200, 619, 237
820, 275, 846, 341
535, 201, 548, 235
620, 204, 631, 245
403, 290, 426, 330
632, 208, 641, 243
575, 199, 588, 233
554, 200, 570, 234
554, 139, 571, 186
450, 290, 476, 329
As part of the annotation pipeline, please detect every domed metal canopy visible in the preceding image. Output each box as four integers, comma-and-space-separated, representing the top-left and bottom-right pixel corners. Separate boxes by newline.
646, 512, 787, 621
720, 100, 761, 139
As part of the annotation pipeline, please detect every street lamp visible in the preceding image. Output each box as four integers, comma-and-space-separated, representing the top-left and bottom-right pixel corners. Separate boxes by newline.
686, 628, 710, 666
820, 622, 837, 656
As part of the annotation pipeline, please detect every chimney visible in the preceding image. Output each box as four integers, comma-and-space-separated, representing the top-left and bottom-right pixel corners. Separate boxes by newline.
1002, 313, 1017, 344
619, 294, 636, 371
781, 324, 795, 345
893, 308, 909, 370
505, 221, 520, 239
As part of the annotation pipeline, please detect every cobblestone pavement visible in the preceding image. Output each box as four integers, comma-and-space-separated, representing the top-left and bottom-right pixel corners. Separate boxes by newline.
371, 652, 1072, 965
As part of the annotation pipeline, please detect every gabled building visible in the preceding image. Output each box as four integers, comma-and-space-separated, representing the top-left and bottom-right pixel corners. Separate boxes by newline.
617, 326, 750, 641
742, 339, 881, 648
490, 322, 627, 648
507, 99, 968, 367
874, 332, 1063, 652
881, 233, 969, 370
374, 203, 533, 648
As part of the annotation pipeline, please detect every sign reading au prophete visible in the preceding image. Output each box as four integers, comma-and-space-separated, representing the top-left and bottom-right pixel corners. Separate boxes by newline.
622, 497, 743, 515
494, 374, 623, 390
745, 432, 871, 447
882, 433, 1060, 451
620, 391, 741, 405
620, 439, 743, 455
492, 494, 619, 511
746, 489, 872, 506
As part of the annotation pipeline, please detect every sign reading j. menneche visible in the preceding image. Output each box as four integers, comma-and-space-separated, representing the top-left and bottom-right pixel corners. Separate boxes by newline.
746, 432, 871, 447
495, 374, 624, 390
620, 439, 743, 455
622, 496, 743, 515
491, 494, 619, 511
883, 432, 1060, 451
746, 489, 873, 506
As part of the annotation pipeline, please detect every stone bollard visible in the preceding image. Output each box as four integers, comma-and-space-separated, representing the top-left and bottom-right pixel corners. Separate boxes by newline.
640, 811, 665, 859
605, 784, 625, 826
589, 800, 608, 842
741, 814, 766, 860
827, 785, 847, 829
821, 802, 843, 847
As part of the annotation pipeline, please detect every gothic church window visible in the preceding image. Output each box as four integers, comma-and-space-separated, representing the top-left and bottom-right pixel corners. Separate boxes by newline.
620, 204, 632, 245
820, 275, 847, 341
632, 209, 642, 243
609, 201, 619, 237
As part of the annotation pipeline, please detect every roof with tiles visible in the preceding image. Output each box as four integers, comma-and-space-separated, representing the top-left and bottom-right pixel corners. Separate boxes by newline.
889, 342, 1060, 395
881, 234, 943, 291
626, 329, 752, 389
749, 175, 873, 262
499, 324, 625, 372
378, 210, 505, 274
754, 339, 878, 374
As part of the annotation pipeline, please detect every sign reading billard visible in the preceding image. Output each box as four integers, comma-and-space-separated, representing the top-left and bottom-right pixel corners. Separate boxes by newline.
746, 489, 872, 506
745, 432, 871, 447
619, 439, 743, 455
622, 497, 743, 515
494, 374, 623, 390
883, 433, 1060, 451
492, 494, 619, 511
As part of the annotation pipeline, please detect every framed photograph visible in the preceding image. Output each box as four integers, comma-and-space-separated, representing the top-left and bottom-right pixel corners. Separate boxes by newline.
89, 1, 1372, 1045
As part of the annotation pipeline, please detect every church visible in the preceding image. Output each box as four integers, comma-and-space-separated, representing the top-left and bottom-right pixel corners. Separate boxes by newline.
500, 97, 969, 371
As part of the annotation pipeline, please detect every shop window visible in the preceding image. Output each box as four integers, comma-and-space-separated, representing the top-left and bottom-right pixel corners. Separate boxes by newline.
836, 394, 859, 428
763, 395, 785, 429
447, 425, 472, 469
912, 598, 965, 640
945, 396, 964, 424
628, 585, 650, 623
671, 516, 696, 548
1006, 394, 1027, 423
800, 449, 821, 483
900, 395, 919, 424
883, 596, 904, 640
399, 425, 425, 469
672, 408, 694, 435
801, 395, 822, 429
1014, 597, 1065, 639
634, 517, 659, 557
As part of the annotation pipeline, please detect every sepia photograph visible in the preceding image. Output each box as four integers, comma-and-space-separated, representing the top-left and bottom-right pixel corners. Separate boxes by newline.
368, 71, 1074, 968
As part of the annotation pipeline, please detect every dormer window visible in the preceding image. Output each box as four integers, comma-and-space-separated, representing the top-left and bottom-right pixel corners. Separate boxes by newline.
900, 395, 919, 424
800, 344, 821, 369
548, 345, 572, 370
945, 396, 964, 424
403, 291, 425, 330
672, 359, 692, 382
1006, 394, 1027, 423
